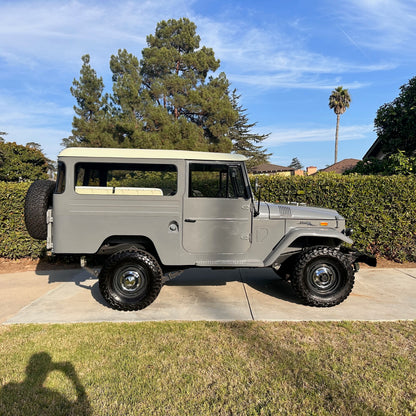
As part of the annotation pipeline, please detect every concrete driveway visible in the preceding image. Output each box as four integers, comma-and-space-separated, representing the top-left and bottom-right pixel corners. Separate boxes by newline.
2, 267, 416, 324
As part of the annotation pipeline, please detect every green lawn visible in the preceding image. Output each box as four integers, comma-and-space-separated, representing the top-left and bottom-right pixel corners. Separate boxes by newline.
0, 321, 415, 415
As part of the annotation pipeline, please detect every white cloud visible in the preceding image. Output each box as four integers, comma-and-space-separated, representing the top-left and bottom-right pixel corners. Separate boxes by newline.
263, 124, 374, 146
0, 1, 394, 90
229, 74, 369, 90
337, 0, 416, 52
0, 0, 194, 70
196, 17, 394, 91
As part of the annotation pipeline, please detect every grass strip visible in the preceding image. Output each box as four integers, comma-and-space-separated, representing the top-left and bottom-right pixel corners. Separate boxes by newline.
0, 321, 415, 415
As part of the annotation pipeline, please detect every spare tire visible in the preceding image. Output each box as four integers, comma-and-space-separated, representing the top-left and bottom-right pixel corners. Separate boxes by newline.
24, 180, 56, 240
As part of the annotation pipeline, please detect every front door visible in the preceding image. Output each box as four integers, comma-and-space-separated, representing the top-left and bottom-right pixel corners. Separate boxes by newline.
182, 162, 252, 255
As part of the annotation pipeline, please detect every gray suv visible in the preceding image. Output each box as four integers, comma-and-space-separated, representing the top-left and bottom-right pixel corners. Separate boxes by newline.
24, 148, 375, 310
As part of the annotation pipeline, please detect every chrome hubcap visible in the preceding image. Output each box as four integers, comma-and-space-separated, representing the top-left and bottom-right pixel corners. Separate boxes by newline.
308, 264, 339, 293
114, 265, 147, 298
121, 270, 142, 292
313, 266, 334, 288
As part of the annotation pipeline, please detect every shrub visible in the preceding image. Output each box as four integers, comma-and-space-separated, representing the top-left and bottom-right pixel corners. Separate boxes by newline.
0, 141, 50, 182
0, 182, 45, 259
1, 176, 416, 262
253, 173, 416, 262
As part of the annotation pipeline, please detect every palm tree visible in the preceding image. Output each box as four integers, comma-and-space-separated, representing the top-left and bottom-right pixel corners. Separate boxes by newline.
329, 86, 351, 164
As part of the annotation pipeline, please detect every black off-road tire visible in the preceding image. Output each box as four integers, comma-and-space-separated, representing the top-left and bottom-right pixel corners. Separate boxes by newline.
24, 180, 56, 240
291, 246, 355, 307
99, 250, 163, 311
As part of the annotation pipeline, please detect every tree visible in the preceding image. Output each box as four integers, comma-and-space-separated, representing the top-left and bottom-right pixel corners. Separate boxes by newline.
374, 76, 416, 156
109, 49, 150, 148
63, 55, 114, 147
25, 142, 42, 151
64, 18, 241, 152
140, 18, 237, 152
229, 90, 270, 169
0, 139, 49, 182
289, 157, 303, 170
329, 86, 351, 164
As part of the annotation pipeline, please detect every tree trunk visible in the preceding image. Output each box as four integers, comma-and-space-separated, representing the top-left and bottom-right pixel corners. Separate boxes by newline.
334, 113, 340, 164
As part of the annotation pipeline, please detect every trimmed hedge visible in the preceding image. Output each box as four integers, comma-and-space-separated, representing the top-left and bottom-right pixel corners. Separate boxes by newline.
254, 173, 416, 262
1, 176, 416, 262
0, 182, 45, 259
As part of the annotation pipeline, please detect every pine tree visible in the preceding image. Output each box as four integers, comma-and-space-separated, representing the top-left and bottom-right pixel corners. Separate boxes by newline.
289, 157, 303, 170
109, 49, 150, 148
229, 90, 271, 168
140, 18, 237, 151
63, 55, 114, 147
64, 19, 253, 153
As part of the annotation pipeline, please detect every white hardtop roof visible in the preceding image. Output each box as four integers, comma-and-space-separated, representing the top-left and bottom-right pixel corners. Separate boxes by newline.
58, 147, 247, 162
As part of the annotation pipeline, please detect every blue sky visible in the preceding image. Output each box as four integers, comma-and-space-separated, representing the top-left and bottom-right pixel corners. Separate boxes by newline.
1, 0, 416, 169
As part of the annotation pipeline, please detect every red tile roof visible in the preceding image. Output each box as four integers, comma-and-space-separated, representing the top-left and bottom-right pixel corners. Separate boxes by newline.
320, 159, 360, 174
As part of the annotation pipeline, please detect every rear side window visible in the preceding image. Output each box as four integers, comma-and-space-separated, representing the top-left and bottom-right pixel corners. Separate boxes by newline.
189, 163, 248, 199
74, 163, 177, 196
55, 162, 66, 194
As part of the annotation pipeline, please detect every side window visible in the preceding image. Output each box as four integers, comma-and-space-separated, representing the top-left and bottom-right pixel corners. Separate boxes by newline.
55, 162, 66, 194
74, 163, 177, 196
189, 163, 248, 199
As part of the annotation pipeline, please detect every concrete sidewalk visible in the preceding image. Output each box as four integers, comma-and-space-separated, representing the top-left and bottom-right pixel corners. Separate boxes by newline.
2, 267, 416, 324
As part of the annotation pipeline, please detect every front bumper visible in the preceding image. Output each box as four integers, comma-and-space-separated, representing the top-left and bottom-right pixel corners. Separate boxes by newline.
342, 247, 377, 267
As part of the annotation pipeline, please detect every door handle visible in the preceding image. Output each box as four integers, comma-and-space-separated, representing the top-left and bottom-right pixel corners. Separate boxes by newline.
185, 219, 196, 223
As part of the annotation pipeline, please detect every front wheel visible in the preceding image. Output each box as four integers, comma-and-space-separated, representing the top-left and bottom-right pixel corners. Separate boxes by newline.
291, 247, 355, 307
99, 250, 162, 311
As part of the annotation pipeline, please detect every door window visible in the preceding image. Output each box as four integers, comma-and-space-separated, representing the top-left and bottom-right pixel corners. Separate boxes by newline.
189, 163, 248, 199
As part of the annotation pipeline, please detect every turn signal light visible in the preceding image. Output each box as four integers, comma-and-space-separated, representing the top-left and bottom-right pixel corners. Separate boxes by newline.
320, 222, 328, 226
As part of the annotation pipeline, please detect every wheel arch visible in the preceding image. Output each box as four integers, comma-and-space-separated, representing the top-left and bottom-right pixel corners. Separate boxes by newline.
264, 227, 353, 267
96, 235, 160, 261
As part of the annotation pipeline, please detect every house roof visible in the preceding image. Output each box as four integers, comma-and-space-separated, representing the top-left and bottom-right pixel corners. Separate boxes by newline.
320, 159, 360, 174
363, 137, 384, 159
250, 163, 294, 173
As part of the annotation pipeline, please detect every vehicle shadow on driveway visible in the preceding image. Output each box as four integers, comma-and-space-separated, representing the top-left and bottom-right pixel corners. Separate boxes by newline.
165, 267, 303, 306
34, 265, 303, 309
34, 265, 109, 307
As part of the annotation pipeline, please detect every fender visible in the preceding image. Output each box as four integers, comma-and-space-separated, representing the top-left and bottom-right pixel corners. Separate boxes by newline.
263, 227, 353, 267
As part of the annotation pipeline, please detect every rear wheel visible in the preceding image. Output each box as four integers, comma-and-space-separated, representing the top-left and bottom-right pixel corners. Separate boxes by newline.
291, 247, 355, 307
99, 250, 162, 311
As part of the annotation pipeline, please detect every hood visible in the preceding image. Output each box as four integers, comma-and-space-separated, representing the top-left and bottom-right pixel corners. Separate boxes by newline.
259, 202, 342, 220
